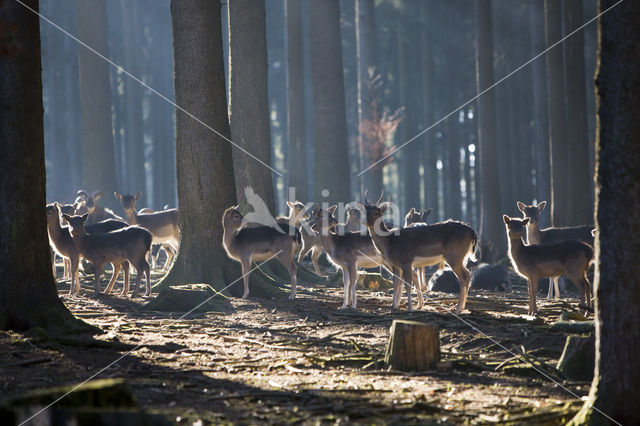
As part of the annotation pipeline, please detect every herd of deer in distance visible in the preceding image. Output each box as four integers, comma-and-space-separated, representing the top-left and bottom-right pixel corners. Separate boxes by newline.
47, 189, 595, 318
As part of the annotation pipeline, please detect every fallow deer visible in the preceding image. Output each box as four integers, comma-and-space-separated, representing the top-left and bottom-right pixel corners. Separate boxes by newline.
76, 190, 123, 224
503, 215, 593, 316
223, 206, 300, 299
277, 201, 324, 277
115, 192, 180, 269
517, 201, 594, 299
403, 207, 434, 303
138, 206, 177, 271
62, 213, 152, 297
312, 206, 392, 310
360, 194, 477, 313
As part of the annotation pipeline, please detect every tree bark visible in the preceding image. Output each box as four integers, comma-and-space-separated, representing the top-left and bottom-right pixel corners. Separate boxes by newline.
0, 0, 90, 332
544, 0, 569, 226
474, 0, 504, 261
159, 0, 240, 293
309, 0, 351, 205
228, 0, 276, 212
529, 0, 551, 227
77, 0, 119, 211
571, 1, 640, 424
563, 0, 593, 226
285, 0, 306, 202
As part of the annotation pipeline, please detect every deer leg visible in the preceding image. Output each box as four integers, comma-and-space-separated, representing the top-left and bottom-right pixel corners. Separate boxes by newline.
450, 262, 471, 314
348, 264, 358, 309
338, 266, 350, 310
546, 278, 553, 299
554, 276, 561, 299
144, 259, 151, 297
241, 259, 251, 299
63, 258, 71, 279
401, 267, 414, 312
121, 261, 131, 296
528, 274, 540, 316
51, 250, 57, 278
391, 267, 402, 310
163, 244, 175, 272
297, 242, 310, 263
69, 256, 79, 295
277, 252, 298, 300
310, 247, 322, 277
104, 262, 122, 294
413, 268, 424, 309
93, 262, 104, 297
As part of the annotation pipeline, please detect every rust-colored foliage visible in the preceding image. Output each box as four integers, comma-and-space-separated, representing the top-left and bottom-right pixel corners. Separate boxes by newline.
357, 69, 404, 170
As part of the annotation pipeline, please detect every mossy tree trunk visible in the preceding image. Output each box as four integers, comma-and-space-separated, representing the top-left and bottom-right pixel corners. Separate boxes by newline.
571, 1, 640, 424
0, 0, 90, 332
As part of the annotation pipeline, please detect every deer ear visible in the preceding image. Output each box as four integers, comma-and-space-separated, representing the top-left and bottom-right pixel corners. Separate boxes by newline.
92, 191, 103, 200
114, 192, 122, 200
503, 215, 510, 224
62, 213, 72, 222
379, 202, 389, 214
408, 207, 415, 214
517, 201, 526, 212
328, 205, 337, 214
286, 201, 294, 208
356, 202, 365, 211
537, 201, 547, 212
424, 208, 433, 218
522, 218, 530, 226
81, 213, 89, 222
134, 192, 141, 200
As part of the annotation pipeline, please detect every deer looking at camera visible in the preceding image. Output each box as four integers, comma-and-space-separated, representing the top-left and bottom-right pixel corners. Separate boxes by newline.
277, 200, 324, 277
360, 193, 477, 313
517, 201, 594, 299
76, 190, 123, 224
223, 206, 300, 299
503, 215, 593, 316
115, 193, 180, 267
61, 213, 152, 297
312, 206, 392, 310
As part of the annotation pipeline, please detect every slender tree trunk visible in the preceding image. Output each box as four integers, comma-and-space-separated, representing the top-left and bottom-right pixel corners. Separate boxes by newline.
475, 0, 503, 261
159, 0, 240, 292
571, 2, 640, 424
228, 0, 275, 212
529, 0, 551, 226
120, 0, 146, 203
309, 0, 351, 205
77, 0, 119, 211
285, 0, 306, 202
544, 0, 569, 226
563, 0, 593, 226
0, 0, 90, 332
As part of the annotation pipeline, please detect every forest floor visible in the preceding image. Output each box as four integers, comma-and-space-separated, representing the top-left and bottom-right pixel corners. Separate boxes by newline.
0, 262, 594, 425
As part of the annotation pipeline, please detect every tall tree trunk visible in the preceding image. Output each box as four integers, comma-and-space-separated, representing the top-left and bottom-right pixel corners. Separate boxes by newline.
77, 0, 119, 211
309, 0, 351, 205
121, 0, 146, 204
159, 0, 239, 291
0, 0, 89, 332
420, 1, 438, 213
571, 1, 640, 424
529, 0, 551, 226
475, 0, 503, 261
563, 0, 593, 226
228, 0, 275, 212
544, 0, 569, 226
285, 0, 306, 202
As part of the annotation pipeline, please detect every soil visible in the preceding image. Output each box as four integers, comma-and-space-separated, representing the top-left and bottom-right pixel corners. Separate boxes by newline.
0, 263, 592, 425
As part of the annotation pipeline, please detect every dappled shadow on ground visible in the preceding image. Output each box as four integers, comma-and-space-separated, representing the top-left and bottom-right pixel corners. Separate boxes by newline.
0, 264, 591, 424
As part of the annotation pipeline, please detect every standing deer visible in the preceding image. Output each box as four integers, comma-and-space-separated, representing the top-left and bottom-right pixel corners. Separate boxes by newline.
312, 206, 392, 310
115, 192, 180, 269
138, 207, 177, 271
76, 190, 123, 224
517, 201, 593, 298
278, 201, 324, 277
503, 215, 593, 316
47, 203, 130, 294
360, 194, 477, 313
62, 213, 152, 297
223, 206, 300, 299
403, 207, 434, 303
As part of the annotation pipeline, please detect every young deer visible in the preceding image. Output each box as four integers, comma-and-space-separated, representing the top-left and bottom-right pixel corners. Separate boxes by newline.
403, 207, 434, 302
277, 201, 324, 277
517, 201, 594, 299
360, 197, 477, 313
47, 203, 130, 293
76, 190, 123, 224
312, 206, 392, 310
503, 215, 593, 316
62, 213, 152, 297
223, 206, 300, 299
115, 192, 180, 268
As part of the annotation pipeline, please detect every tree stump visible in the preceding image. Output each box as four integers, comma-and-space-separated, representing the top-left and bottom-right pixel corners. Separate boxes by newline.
385, 320, 440, 371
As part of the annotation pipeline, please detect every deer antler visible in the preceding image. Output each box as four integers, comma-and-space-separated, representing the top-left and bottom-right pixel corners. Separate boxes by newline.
364, 189, 369, 204
376, 190, 384, 205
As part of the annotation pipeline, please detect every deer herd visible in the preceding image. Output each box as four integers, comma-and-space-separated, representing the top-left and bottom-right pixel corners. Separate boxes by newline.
48, 189, 595, 317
